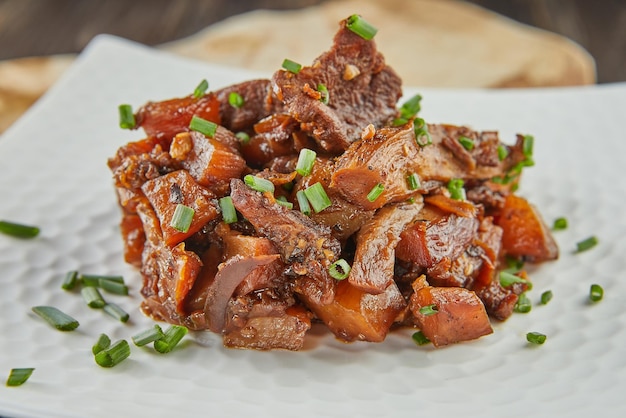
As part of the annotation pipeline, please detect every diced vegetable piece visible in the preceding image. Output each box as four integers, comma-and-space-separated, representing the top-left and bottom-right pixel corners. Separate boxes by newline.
31, 306, 79, 331
6, 368, 34, 387
0, 220, 40, 238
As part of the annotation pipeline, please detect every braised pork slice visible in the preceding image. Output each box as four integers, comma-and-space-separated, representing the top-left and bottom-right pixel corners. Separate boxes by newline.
271, 17, 402, 153
229, 178, 341, 304
214, 79, 278, 132
349, 199, 424, 294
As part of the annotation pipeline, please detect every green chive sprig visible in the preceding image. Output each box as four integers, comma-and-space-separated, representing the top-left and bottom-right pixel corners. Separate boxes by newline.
458, 135, 475, 151
526, 332, 546, 345
170, 204, 195, 233
282, 58, 302, 74
6, 368, 35, 387
244, 174, 275, 193
228, 91, 245, 108
132, 325, 165, 347
317, 84, 329, 105
31, 306, 79, 331
328, 259, 351, 280
447, 178, 466, 201
92, 333, 112, 355
189, 115, 217, 138
514, 293, 532, 313
219, 196, 238, 224
413, 118, 432, 147
303, 182, 332, 213
419, 304, 438, 316
81, 286, 106, 309
411, 331, 431, 346
295, 148, 317, 176
589, 284, 603, 302
540, 290, 553, 305
118, 104, 136, 129
94, 339, 131, 368
154, 325, 188, 354
575, 236, 598, 253
407, 173, 421, 190
193, 79, 209, 98
0, 220, 40, 239
552, 217, 568, 230
103, 303, 130, 323
346, 14, 378, 40
296, 190, 312, 216
366, 183, 384, 202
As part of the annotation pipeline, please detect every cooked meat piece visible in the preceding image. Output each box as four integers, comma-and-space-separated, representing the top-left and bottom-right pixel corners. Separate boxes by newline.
240, 114, 300, 167
141, 170, 220, 247
223, 290, 310, 351
119, 212, 145, 267
300, 279, 406, 343
396, 201, 480, 268
204, 254, 281, 333
495, 194, 559, 262
135, 93, 221, 141
331, 122, 528, 210
229, 178, 341, 304
169, 130, 246, 195
349, 200, 423, 294
271, 17, 402, 153
108, 136, 179, 191
409, 276, 493, 347
214, 79, 278, 132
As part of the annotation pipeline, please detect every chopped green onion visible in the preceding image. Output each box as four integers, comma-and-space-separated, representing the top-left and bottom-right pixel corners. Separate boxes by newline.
92, 333, 111, 355
366, 183, 385, 202
406, 173, 421, 190
526, 332, 546, 345
346, 14, 378, 40
296, 190, 311, 216
103, 303, 130, 323
228, 91, 245, 108
281, 58, 302, 74
413, 118, 432, 147
399, 94, 422, 119
61, 270, 79, 290
499, 271, 531, 288
132, 325, 165, 347
589, 284, 603, 302
154, 325, 188, 354
118, 104, 135, 129
94, 339, 130, 368
31, 306, 79, 331
193, 79, 209, 99
235, 131, 250, 144
540, 290, 553, 305
170, 204, 195, 233
276, 195, 294, 209
0, 220, 40, 238
458, 135, 475, 151
219, 196, 238, 224
576, 236, 598, 253
552, 217, 568, 230
419, 304, 438, 316
514, 293, 532, 313
295, 148, 317, 176
317, 84, 329, 105
392, 117, 409, 126
447, 178, 466, 200
497, 144, 509, 161
244, 174, 275, 193
80, 274, 125, 287
303, 182, 332, 213
98, 279, 129, 296
411, 331, 430, 346
6, 368, 35, 387
522, 134, 534, 158
189, 115, 217, 138
81, 286, 106, 309
328, 259, 351, 280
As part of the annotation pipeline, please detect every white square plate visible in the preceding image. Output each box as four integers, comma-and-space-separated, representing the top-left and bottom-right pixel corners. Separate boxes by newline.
1, 35, 625, 418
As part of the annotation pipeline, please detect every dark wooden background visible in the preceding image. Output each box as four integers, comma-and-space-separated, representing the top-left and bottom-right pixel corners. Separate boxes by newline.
0, 0, 624, 83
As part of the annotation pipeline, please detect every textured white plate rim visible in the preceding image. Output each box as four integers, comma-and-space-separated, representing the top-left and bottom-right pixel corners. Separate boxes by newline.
0, 35, 625, 418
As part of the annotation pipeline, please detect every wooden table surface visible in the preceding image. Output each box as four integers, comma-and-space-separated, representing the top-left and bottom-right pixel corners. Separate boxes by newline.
0, 0, 624, 84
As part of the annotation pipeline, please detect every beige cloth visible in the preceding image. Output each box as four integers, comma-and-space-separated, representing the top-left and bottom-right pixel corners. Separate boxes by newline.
0, 0, 595, 134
